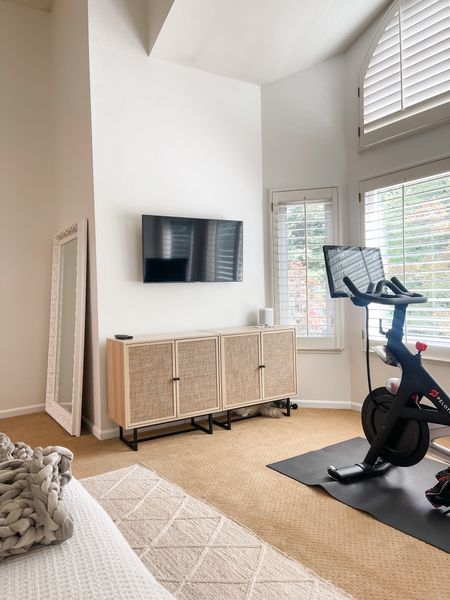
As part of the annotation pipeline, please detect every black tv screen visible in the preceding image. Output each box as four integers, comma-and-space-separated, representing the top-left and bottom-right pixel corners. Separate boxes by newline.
142, 215, 243, 283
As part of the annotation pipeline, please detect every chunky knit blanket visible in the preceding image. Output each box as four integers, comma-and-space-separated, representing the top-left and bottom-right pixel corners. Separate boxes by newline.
0, 433, 73, 560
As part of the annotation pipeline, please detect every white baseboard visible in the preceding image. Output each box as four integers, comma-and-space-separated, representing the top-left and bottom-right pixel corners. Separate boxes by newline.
0, 403, 45, 419
298, 400, 352, 410
0, 407, 120, 440
85, 402, 360, 440
81, 416, 118, 441
99, 427, 119, 440
86, 418, 196, 441
0, 401, 361, 435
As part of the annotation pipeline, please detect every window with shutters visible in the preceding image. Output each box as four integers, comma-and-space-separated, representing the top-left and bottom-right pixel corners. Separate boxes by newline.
271, 188, 342, 350
362, 157, 450, 354
360, 0, 450, 148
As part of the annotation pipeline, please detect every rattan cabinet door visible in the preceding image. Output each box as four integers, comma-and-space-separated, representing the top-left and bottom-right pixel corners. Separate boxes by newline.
221, 333, 262, 408
127, 342, 176, 426
261, 330, 297, 400
176, 337, 220, 417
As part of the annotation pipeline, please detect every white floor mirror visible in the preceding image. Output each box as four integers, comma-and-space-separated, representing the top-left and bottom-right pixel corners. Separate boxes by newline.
45, 219, 87, 436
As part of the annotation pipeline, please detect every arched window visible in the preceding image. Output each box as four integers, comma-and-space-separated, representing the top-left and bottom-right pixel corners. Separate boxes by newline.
360, 0, 450, 148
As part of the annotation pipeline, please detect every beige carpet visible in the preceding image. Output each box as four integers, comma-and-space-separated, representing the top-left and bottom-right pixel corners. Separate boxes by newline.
81, 463, 353, 599
2, 409, 450, 600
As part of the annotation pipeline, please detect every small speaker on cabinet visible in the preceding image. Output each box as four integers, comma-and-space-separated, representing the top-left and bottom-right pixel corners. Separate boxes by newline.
258, 307, 274, 327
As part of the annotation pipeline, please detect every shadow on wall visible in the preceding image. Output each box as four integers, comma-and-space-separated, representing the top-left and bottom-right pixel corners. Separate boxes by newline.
124, 213, 142, 283
115, 0, 148, 54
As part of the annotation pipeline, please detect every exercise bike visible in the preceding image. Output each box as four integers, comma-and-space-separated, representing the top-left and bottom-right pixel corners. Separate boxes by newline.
323, 245, 450, 481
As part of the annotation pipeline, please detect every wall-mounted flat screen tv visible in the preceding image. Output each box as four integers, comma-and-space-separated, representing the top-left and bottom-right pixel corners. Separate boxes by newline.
142, 215, 243, 283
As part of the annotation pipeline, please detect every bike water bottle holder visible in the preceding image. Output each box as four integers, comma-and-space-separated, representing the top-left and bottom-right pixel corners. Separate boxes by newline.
371, 345, 399, 367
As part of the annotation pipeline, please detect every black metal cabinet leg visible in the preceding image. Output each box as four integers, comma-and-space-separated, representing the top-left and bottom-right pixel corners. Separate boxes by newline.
119, 426, 138, 451
119, 414, 214, 451
192, 415, 214, 434
212, 409, 232, 430
282, 398, 298, 415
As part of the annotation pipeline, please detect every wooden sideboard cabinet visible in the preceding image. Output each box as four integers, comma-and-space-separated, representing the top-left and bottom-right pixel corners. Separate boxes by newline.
209, 327, 297, 410
107, 332, 220, 448
107, 326, 297, 449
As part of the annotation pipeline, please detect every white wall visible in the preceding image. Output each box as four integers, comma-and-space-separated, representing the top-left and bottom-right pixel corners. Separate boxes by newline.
261, 56, 352, 407
7, 0, 446, 431
344, 15, 450, 407
88, 0, 265, 433
0, 1, 55, 417
51, 0, 101, 432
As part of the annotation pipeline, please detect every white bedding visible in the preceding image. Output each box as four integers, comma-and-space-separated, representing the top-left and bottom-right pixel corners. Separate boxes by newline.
0, 478, 174, 599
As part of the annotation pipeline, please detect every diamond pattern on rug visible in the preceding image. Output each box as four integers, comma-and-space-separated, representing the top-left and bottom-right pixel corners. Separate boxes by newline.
91, 466, 137, 481
256, 547, 313, 582
160, 581, 180, 594
103, 478, 159, 500
97, 498, 138, 520
127, 495, 186, 521
178, 496, 220, 520
141, 546, 203, 582
81, 479, 120, 499
118, 519, 167, 548
155, 518, 222, 548
191, 547, 261, 582
211, 520, 261, 548
178, 582, 249, 600
81, 465, 354, 600
148, 479, 186, 498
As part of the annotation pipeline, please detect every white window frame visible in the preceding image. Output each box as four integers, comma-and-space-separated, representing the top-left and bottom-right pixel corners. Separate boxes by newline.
270, 187, 343, 351
359, 0, 450, 150
360, 155, 450, 362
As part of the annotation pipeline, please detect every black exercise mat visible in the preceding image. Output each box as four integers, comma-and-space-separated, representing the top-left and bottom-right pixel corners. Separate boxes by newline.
268, 437, 450, 553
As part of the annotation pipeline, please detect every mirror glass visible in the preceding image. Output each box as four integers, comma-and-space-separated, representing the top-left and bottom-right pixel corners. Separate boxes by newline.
55, 238, 78, 414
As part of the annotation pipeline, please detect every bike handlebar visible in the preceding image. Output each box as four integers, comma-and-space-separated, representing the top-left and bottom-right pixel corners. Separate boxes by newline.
343, 276, 428, 306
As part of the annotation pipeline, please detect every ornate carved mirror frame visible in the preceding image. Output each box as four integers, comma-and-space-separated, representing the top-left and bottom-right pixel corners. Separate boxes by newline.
45, 219, 87, 436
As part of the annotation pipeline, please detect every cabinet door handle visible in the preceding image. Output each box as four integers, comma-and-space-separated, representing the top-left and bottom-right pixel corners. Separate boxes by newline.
173, 377, 180, 381
259, 365, 266, 369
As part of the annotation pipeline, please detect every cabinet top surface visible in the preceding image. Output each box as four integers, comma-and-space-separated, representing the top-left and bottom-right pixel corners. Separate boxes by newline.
107, 331, 218, 344
107, 325, 295, 344
203, 326, 296, 335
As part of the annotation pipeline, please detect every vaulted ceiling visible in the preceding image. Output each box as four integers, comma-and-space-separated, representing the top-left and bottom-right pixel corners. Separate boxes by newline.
3, 0, 392, 83
151, 0, 392, 84
3, 0, 52, 11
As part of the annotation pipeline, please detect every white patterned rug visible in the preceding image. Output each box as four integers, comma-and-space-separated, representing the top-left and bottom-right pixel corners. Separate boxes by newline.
81, 465, 353, 600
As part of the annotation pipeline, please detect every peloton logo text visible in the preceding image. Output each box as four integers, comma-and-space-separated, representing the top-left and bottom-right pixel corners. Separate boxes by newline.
430, 389, 450, 414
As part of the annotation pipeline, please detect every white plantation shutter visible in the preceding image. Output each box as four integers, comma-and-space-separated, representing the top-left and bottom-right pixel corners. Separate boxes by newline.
402, 0, 450, 106
364, 10, 402, 125
361, 0, 450, 146
363, 168, 450, 346
272, 188, 341, 350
